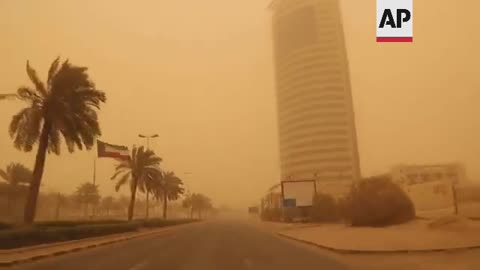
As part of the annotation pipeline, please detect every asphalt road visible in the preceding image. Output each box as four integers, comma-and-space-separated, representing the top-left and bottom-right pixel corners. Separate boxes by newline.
10, 220, 349, 270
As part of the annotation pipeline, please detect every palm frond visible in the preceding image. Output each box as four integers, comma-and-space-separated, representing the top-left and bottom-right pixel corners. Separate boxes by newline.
47, 128, 61, 154
0, 169, 8, 181
17, 87, 42, 103
50, 60, 92, 95
26, 61, 47, 97
9, 107, 42, 152
74, 87, 107, 109
111, 167, 129, 180
115, 172, 131, 192
47, 57, 60, 87
115, 162, 130, 171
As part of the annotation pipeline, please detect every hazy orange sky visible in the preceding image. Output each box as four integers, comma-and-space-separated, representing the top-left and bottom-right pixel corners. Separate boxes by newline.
1, 0, 479, 208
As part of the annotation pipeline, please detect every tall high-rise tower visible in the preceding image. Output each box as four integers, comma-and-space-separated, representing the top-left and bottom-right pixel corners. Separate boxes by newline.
270, 0, 361, 183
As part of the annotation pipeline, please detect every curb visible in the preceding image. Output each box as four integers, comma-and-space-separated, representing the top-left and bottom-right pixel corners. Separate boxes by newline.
277, 232, 480, 255
0, 223, 197, 267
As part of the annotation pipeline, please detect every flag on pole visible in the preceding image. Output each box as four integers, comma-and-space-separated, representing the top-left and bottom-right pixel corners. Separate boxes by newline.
97, 140, 130, 160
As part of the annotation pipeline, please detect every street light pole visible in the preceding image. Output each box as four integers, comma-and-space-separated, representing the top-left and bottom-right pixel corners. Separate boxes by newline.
138, 134, 159, 150
138, 134, 159, 219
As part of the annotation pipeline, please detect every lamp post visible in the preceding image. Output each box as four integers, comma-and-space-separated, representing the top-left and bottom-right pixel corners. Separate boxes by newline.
138, 134, 159, 150
183, 172, 193, 218
138, 134, 158, 219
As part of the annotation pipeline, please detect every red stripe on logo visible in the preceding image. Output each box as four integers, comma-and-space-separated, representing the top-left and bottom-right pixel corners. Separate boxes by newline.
376, 37, 413, 42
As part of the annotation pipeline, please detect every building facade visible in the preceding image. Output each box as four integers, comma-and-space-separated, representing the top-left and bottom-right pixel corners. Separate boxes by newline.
270, 0, 361, 183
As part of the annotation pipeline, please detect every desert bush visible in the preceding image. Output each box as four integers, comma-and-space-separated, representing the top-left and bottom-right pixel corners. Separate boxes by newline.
309, 193, 339, 222
0, 218, 197, 249
343, 176, 415, 227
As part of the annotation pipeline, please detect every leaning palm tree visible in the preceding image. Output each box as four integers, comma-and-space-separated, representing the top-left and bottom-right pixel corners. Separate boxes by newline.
0, 163, 32, 218
152, 171, 184, 219
111, 146, 162, 221
9, 58, 106, 223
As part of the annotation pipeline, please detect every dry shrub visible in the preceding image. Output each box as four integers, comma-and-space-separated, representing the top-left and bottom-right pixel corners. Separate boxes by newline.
309, 193, 339, 222
343, 176, 415, 227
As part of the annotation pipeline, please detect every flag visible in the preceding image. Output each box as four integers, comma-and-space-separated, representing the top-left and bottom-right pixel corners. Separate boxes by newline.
97, 140, 130, 160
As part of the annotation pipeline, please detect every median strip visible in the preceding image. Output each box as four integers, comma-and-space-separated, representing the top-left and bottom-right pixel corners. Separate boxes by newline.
0, 220, 199, 266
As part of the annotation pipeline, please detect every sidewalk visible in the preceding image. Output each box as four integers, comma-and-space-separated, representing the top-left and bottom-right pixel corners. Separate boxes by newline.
277, 218, 480, 253
0, 222, 197, 266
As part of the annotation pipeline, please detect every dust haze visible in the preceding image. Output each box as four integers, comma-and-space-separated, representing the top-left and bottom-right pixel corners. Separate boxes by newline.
1, 0, 479, 210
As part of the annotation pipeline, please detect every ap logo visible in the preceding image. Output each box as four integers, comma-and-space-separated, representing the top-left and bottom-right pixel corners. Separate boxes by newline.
377, 0, 413, 42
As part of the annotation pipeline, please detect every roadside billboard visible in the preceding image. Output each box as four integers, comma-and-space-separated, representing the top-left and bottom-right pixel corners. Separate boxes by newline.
281, 180, 316, 207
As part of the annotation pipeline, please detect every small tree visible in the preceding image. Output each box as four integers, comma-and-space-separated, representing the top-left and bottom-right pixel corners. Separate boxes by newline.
343, 176, 415, 227
0, 163, 32, 219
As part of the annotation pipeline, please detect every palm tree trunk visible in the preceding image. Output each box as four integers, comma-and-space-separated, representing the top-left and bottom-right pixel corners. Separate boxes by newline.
24, 121, 51, 224
128, 178, 138, 221
145, 191, 149, 219
163, 192, 168, 219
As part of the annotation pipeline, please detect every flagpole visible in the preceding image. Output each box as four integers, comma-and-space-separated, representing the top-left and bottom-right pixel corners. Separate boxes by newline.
93, 158, 97, 185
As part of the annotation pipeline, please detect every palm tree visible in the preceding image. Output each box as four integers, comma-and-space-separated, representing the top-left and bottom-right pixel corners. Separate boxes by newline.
74, 182, 100, 217
9, 58, 106, 224
111, 146, 162, 221
0, 163, 32, 218
152, 171, 184, 219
